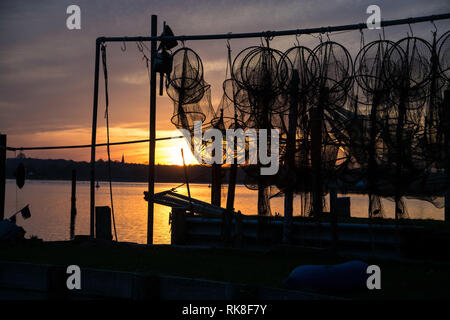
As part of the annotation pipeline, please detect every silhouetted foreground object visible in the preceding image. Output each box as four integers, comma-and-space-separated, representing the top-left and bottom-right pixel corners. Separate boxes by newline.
7, 205, 31, 224
283, 260, 369, 293
15, 162, 26, 189
0, 134, 6, 221
167, 47, 214, 133
0, 220, 25, 241
170, 32, 450, 220
19, 205, 31, 219
95, 206, 112, 241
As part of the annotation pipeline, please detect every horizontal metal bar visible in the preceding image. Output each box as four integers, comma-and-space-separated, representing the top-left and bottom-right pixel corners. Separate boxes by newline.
6, 135, 184, 151
98, 13, 450, 43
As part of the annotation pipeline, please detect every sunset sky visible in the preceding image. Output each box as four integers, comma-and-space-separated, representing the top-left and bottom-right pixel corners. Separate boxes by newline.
1, 0, 449, 164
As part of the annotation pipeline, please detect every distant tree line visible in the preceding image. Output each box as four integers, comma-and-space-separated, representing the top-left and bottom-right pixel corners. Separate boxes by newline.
6, 157, 246, 184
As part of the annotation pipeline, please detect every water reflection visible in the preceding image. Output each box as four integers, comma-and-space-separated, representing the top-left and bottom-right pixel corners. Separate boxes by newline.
5, 180, 443, 244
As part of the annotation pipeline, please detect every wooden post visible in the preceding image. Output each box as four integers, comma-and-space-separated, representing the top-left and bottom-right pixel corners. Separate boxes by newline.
226, 46, 239, 214
171, 207, 186, 245
226, 126, 238, 212
70, 169, 77, 240
210, 133, 222, 207
330, 181, 338, 250
395, 90, 407, 220
283, 70, 299, 244
226, 164, 237, 211
368, 93, 381, 218
225, 142, 237, 245
311, 89, 326, 217
445, 90, 450, 221
147, 14, 158, 245
211, 163, 222, 207
95, 206, 112, 240
257, 185, 271, 216
90, 39, 101, 237
0, 134, 6, 221
234, 210, 243, 247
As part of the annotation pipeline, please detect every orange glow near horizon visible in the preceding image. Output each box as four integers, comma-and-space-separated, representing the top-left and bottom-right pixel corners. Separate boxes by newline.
6, 127, 200, 166
153, 135, 200, 165
105, 129, 200, 165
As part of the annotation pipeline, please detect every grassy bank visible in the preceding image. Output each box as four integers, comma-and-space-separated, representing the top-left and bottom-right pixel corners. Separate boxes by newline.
1, 240, 449, 300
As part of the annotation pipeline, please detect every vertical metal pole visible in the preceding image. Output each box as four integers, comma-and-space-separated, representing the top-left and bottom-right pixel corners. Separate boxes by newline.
147, 15, 158, 245
330, 181, 338, 251
311, 89, 325, 217
226, 162, 238, 212
211, 163, 222, 206
283, 70, 299, 243
0, 134, 6, 221
90, 39, 101, 237
159, 21, 166, 96
225, 48, 238, 214
445, 89, 450, 222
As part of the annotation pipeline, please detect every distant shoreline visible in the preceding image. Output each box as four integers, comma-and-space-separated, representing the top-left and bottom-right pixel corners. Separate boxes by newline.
6, 157, 246, 184
5, 178, 238, 186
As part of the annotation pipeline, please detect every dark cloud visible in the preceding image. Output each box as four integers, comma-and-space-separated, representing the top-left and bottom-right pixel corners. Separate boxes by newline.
0, 0, 449, 160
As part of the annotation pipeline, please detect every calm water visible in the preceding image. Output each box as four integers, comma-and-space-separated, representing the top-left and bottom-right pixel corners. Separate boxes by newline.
5, 179, 444, 244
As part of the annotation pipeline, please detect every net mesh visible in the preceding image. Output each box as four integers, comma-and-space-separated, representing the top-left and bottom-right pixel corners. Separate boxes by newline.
165, 31, 449, 218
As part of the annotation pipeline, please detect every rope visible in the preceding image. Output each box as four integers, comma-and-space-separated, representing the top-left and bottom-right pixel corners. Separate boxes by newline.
170, 170, 211, 192
101, 44, 118, 242
4, 135, 184, 151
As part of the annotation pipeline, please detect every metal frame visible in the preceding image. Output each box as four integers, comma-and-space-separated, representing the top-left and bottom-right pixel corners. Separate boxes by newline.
89, 12, 450, 244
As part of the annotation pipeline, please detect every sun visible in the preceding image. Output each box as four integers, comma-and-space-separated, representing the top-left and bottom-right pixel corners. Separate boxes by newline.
154, 130, 199, 165
94, 128, 200, 165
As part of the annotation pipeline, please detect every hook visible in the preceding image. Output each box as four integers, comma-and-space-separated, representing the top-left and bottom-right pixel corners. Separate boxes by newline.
260, 37, 265, 47
121, 41, 126, 52
136, 41, 143, 52
295, 33, 301, 47
264, 31, 273, 48
359, 28, 365, 48
431, 20, 438, 35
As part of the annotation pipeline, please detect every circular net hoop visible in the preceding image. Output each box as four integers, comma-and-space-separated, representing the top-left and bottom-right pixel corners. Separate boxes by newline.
165, 47, 217, 166
212, 78, 250, 131
167, 47, 214, 132
389, 37, 434, 105
282, 46, 319, 104
354, 40, 400, 101
168, 48, 204, 92
311, 41, 354, 108
438, 31, 450, 82
231, 46, 291, 119
161, 32, 450, 211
